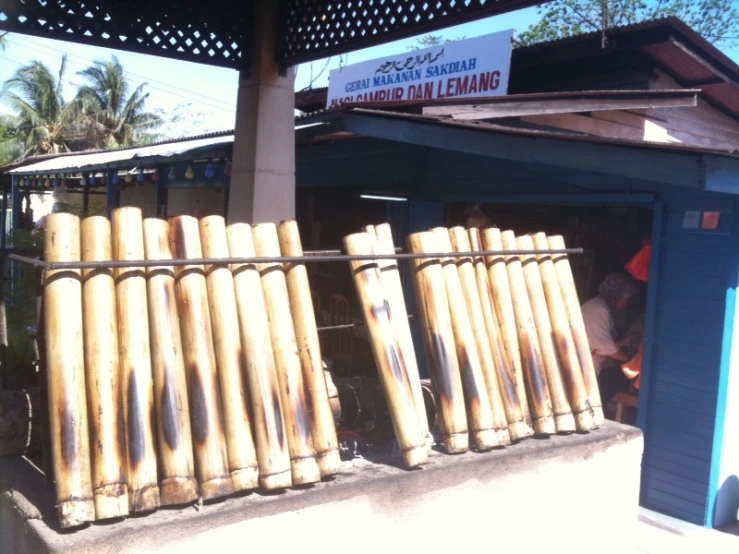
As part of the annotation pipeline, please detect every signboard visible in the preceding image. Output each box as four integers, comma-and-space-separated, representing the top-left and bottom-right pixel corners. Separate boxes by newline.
326, 30, 513, 108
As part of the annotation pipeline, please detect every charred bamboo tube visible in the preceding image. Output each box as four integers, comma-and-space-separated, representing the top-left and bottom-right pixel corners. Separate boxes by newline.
200, 216, 259, 491
449, 227, 510, 446
517, 234, 576, 433
111, 207, 160, 513
365, 223, 431, 450
432, 228, 497, 451
80, 216, 128, 519
44, 213, 95, 528
407, 231, 468, 454
481, 228, 532, 428
228, 223, 292, 490
532, 233, 595, 431
548, 235, 605, 426
469, 229, 532, 441
501, 231, 555, 435
278, 219, 341, 477
344, 232, 429, 466
142, 218, 199, 505
252, 223, 321, 485
169, 216, 234, 500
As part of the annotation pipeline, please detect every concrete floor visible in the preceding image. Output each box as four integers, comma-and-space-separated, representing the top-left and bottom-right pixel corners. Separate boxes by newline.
635, 508, 739, 553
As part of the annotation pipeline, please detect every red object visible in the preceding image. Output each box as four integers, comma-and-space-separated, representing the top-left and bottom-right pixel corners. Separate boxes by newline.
625, 240, 650, 282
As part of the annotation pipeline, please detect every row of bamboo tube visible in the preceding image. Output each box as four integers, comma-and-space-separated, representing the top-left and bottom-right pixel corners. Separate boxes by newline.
345, 224, 604, 466
43, 208, 340, 529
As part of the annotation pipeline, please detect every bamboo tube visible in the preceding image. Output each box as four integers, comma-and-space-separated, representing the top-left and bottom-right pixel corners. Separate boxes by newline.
407, 231, 469, 454
252, 223, 321, 485
548, 235, 605, 426
365, 223, 431, 450
80, 216, 128, 519
169, 216, 234, 500
481, 228, 532, 428
111, 207, 160, 513
228, 223, 292, 490
142, 218, 199, 505
44, 213, 95, 528
532, 233, 595, 432
500, 231, 555, 436
468, 228, 532, 441
199, 216, 260, 491
517, 234, 576, 433
278, 219, 341, 477
449, 227, 511, 446
343, 232, 429, 466
431, 227, 497, 451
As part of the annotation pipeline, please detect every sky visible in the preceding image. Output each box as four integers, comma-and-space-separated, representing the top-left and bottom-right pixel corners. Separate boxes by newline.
1, 4, 738, 137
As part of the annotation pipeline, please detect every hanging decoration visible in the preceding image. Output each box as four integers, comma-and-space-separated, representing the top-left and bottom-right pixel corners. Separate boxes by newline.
100, 174, 107, 186
80, 175, 87, 186
185, 165, 195, 180
89, 173, 96, 186
112, 173, 119, 185
224, 159, 232, 176
125, 173, 133, 184
168, 167, 176, 180
45, 177, 52, 188
137, 168, 145, 183
52, 176, 59, 188
204, 161, 214, 178
152, 169, 161, 183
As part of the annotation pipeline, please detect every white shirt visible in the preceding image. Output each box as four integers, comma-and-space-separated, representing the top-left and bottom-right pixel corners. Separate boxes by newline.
580, 297, 618, 376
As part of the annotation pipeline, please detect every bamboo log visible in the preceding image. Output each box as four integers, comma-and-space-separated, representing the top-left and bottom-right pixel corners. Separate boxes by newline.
278, 219, 341, 477
548, 235, 605, 426
481, 228, 532, 429
343, 232, 429, 466
367, 223, 431, 450
44, 213, 95, 528
449, 227, 511, 446
500, 231, 555, 436
407, 231, 468, 454
169, 216, 234, 500
142, 218, 199, 505
80, 216, 128, 519
200, 216, 260, 491
432, 227, 497, 451
228, 223, 292, 490
532, 233, 595, 432
252, 223, 321, 485
111, 207, 160, 513
468, 228, 532, 441
517, 234, 576, 433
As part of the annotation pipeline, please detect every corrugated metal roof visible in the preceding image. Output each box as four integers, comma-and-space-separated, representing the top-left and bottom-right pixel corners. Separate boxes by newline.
9, 124, 325, 175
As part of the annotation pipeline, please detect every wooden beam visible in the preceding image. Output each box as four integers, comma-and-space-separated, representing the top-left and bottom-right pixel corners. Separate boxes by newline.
422, 90, 698, 120
669, 39, 739, 90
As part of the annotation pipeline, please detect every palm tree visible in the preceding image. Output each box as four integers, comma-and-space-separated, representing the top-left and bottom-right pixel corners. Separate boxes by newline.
76, 56, 161, 148
0, 114, 23, 166
0, 56, 79, 156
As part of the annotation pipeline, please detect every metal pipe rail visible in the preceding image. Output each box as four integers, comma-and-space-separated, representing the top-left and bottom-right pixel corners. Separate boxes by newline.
5, 248, 584, 271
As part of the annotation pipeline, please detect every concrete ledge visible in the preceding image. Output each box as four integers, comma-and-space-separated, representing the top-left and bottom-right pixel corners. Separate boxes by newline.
1, 422, 643, 554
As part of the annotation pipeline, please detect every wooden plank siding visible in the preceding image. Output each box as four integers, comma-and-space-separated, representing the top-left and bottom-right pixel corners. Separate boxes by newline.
641, 194, 734, 524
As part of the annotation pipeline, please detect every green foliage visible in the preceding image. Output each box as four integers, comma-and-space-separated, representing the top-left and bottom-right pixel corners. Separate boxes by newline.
0, 54, 163, 161
0, 55, 81, 157
4, 228, 43, 371
408, 34, 466, 51
75, 56, 162, 149
517, 0, 739, 46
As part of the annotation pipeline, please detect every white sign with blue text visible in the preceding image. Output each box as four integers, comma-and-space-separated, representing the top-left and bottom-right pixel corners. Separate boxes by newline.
325, 30, 513, 108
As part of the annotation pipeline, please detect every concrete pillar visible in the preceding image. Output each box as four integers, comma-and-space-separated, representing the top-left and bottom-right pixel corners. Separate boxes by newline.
228, 1, 295, 224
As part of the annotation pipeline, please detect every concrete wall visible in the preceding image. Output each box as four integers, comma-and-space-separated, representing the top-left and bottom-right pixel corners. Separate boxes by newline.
0, 423, 643, 554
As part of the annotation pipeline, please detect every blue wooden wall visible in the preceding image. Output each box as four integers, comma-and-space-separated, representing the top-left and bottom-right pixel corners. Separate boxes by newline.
639, 193, 735, 525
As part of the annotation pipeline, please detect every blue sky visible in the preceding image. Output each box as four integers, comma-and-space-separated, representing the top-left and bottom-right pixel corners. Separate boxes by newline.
1, 4, 737, 136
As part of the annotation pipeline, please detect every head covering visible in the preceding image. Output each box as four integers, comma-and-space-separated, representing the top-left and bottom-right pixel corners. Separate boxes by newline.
598, 273, 639, 312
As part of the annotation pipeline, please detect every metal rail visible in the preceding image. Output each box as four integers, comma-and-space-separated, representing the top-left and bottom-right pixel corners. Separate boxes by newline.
5, 248, 583, 271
